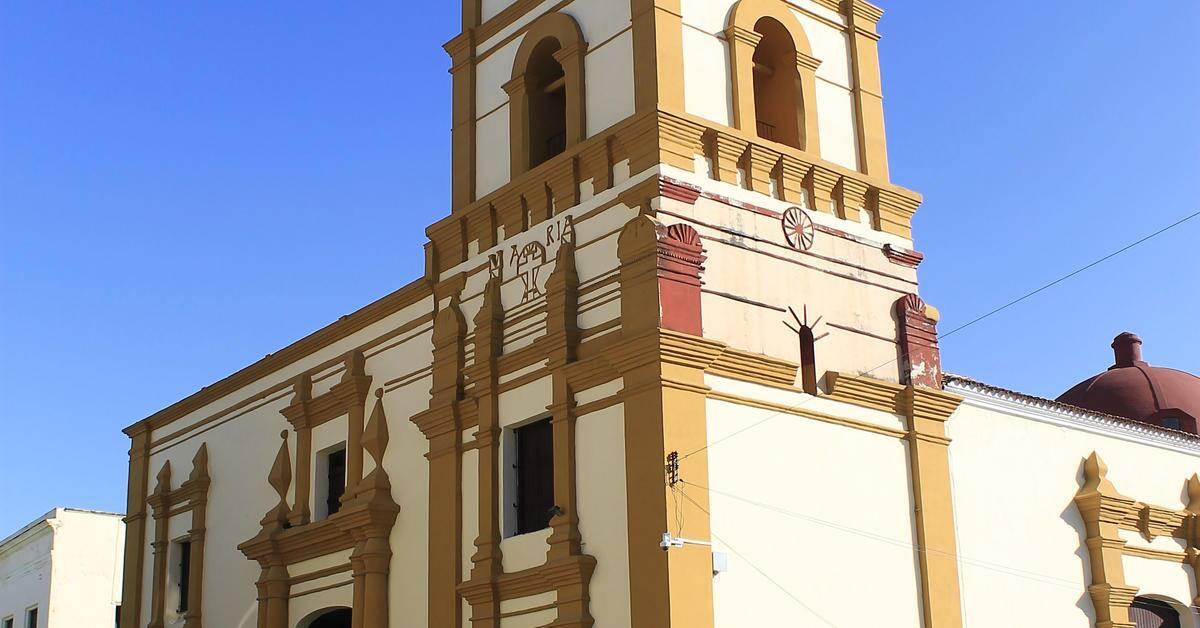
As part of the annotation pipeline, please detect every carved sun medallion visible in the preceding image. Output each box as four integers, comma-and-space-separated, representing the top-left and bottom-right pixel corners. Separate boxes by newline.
781, 206, 815, 251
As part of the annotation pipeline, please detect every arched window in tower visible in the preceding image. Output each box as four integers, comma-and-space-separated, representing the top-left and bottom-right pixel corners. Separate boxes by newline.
751, 17, 804, 149
1129, 597, 1181, 628
505, 12, 587, 179
526, 39, 568, 169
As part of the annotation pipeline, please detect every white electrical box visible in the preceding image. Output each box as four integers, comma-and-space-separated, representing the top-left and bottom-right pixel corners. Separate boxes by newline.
712, 551, 728, 576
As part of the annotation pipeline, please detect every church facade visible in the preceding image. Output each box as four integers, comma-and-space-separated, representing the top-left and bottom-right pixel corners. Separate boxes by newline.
117, 1, 1200, 627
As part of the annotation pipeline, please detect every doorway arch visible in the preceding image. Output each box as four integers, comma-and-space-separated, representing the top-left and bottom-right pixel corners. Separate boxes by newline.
297, 607, 352, 628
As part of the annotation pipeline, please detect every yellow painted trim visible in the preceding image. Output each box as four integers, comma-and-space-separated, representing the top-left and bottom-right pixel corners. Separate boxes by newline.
1122, 546, 1188, 564
825, 370, 905, 414
706, 390, 906, 439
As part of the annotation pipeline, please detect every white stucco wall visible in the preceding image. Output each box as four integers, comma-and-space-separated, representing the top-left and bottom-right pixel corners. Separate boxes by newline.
139, 295, 437, 628
947, 383, 1200, 627
575, 400, 632, 627
704, 376, 925, 628
0, 508, 124, 628
0, 520, 53, 628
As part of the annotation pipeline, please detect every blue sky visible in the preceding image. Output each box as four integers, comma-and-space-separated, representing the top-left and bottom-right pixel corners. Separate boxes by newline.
1, 2, 1197, 533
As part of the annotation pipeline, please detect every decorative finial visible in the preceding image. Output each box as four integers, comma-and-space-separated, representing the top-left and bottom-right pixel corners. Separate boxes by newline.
362, 393, 389, 466
1081, 452, 1115, 494
189, 443, 209, 482
268, 433, 291, 504
153, 461, 172, 496
1111, 332, 1145, 368
1186, 474, 1200, 514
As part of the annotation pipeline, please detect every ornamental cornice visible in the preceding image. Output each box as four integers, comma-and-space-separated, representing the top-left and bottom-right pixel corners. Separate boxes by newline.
458, 554, 597, 606
825, 370, 904, 414
796, 51, 823, 72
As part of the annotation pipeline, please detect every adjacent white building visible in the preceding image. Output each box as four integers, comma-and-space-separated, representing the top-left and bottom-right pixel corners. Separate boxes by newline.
0, 508, 124, 628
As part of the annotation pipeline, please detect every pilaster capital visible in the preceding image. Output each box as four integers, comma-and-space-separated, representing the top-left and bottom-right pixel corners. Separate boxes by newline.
724, 24, 763, 48
847, 0, 885, 38
553, 41, 588, 64
443, 29, 476, 69
795, 51, 822, 72
502, 73, 527, 97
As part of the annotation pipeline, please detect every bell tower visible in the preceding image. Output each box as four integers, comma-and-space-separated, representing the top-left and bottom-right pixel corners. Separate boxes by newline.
425, 2, 953, 628
431, 0, 920, 280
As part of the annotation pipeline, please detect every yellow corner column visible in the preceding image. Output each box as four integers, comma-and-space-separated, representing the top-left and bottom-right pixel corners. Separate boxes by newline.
631, 0, 685, 112
412, 296, 467, 628
661, 352, 717, 628
614, 214, 716, 628
447, 9, 477, 211
846, 0, 890, 179
1075, 453, 1139, 628
903, 386, 965, 628
119, 425, 151, 628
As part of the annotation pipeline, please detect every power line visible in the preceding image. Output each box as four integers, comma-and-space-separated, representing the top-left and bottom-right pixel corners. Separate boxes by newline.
939, 209, 1200, 341
682, 208, 1200, 461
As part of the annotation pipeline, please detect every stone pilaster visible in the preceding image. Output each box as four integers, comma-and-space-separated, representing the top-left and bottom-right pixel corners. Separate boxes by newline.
896, 294, 943, 389
1075, 453, 1139, 628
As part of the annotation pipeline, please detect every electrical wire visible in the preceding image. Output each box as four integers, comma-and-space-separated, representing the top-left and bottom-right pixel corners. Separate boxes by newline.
678, 489, 841, 628
938, 209, 1200, 342
680, 481, 1200, 615
681, 208, 1200, 461
682, 480, 1082, 590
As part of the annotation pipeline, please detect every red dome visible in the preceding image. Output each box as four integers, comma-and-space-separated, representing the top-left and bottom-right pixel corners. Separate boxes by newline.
1057, 332, 1200, 434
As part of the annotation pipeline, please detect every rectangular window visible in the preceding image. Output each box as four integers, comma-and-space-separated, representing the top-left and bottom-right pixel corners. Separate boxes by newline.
24, 608, 36, 628
177, 540, 191, 612
114, 606, 121, 628
514, 418, 555, 535
326, 447, 347, 517
4, 616, 14, 628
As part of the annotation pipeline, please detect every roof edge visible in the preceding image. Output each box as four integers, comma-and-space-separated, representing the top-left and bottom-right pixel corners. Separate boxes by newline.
124, 277, 433, 437
945, 373, 1200, 452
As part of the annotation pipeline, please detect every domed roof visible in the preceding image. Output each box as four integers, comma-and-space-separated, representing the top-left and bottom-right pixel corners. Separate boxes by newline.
1057, 332, 1200, 434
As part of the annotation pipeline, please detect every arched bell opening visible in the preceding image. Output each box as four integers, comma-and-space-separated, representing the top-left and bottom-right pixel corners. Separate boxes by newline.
297, 607, 352, 628
525, 37, 568, 169
751, 16, 804, 150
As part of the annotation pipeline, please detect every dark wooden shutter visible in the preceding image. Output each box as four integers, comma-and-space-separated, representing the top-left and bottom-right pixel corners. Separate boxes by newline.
1130, 598, 1181, 628
515, 418, 555, 535
177, 541, 191, 612
327, 448, 347, 516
